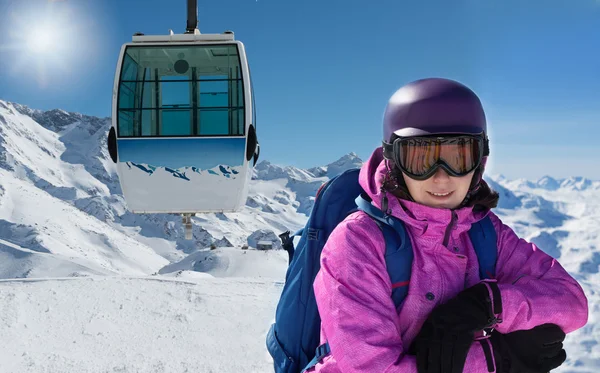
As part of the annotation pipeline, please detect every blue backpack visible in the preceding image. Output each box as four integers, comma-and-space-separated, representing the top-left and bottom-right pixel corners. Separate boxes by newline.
266, 168, 497, 373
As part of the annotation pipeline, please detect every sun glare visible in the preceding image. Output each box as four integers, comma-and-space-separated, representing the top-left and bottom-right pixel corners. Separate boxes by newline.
4, 1, 87, 87
27, 25, 58, 54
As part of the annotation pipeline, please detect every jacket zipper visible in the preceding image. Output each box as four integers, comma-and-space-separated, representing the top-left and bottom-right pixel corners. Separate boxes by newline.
442, 211, 457, 247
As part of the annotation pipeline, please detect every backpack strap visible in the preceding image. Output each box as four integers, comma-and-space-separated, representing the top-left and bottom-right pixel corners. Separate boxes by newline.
302, 195, 414, 373
468, 215, 498, 279
279, 228, 304, 264
302, 344, 331, 372
354, 194, 409, 240
355, 194, 414, 307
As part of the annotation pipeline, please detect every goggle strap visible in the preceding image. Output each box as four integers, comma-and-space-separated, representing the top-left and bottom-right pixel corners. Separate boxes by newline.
382, 140, 394, 159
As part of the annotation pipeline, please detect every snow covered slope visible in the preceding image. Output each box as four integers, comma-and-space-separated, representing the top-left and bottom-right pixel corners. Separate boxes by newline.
0, 274, 287, 373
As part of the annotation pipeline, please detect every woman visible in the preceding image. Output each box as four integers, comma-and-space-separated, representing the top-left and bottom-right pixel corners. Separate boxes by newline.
310, 78, 589, 373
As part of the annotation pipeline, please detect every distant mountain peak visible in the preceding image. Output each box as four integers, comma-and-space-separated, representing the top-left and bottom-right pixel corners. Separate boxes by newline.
560, 176, 595, 191
7, 101, 109, 133
537, 175, 560, 191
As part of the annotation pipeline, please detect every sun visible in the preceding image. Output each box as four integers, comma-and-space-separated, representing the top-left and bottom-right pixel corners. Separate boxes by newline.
3, 1, 85, 87
26, 24, 60, 54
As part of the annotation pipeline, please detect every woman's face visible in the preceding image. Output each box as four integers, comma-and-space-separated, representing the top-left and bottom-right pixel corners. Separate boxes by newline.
402, 167, 474, 209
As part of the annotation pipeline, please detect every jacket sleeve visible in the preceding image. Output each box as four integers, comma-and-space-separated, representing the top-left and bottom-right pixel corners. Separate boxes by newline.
312, 212, 492, 373
488, 212, 589, 334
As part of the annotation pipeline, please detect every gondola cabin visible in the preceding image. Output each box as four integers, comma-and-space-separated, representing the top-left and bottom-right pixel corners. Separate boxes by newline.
107, 30, 259, 219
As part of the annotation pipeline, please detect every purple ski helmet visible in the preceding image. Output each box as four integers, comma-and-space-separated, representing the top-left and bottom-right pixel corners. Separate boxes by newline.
381, 78, 490, 204
383, 77, 487, 141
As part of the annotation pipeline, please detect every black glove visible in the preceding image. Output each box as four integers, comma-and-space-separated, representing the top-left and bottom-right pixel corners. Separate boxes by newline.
490, 323, 567, 373
410, 320, 473, 373
426, 282, 502, 333
409, 282, 502, 373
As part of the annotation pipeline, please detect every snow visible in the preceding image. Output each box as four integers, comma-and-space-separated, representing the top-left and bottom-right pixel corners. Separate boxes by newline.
0, 275, 285, 373
0, 168, 168, 277
0, 100, 598, 372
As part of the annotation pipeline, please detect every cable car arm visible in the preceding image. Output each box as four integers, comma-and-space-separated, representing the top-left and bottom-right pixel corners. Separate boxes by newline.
186, 0, 198, 33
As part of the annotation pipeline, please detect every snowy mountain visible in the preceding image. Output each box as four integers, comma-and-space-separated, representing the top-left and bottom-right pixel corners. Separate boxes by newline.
126, 162, 241, 180
0, 101, 598, 372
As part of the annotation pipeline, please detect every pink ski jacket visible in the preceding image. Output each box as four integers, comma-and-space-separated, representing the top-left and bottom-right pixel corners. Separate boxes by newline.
310, 147, 588, 372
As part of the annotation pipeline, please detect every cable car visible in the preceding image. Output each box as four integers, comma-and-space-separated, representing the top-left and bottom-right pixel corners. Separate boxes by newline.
107, 0, 259, 239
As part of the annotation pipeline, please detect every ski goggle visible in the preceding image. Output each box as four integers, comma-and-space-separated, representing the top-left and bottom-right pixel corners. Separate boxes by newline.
383, 134, 489, 180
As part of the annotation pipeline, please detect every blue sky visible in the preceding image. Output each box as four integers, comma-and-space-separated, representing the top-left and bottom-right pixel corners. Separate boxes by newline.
0, 0, 599, 179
